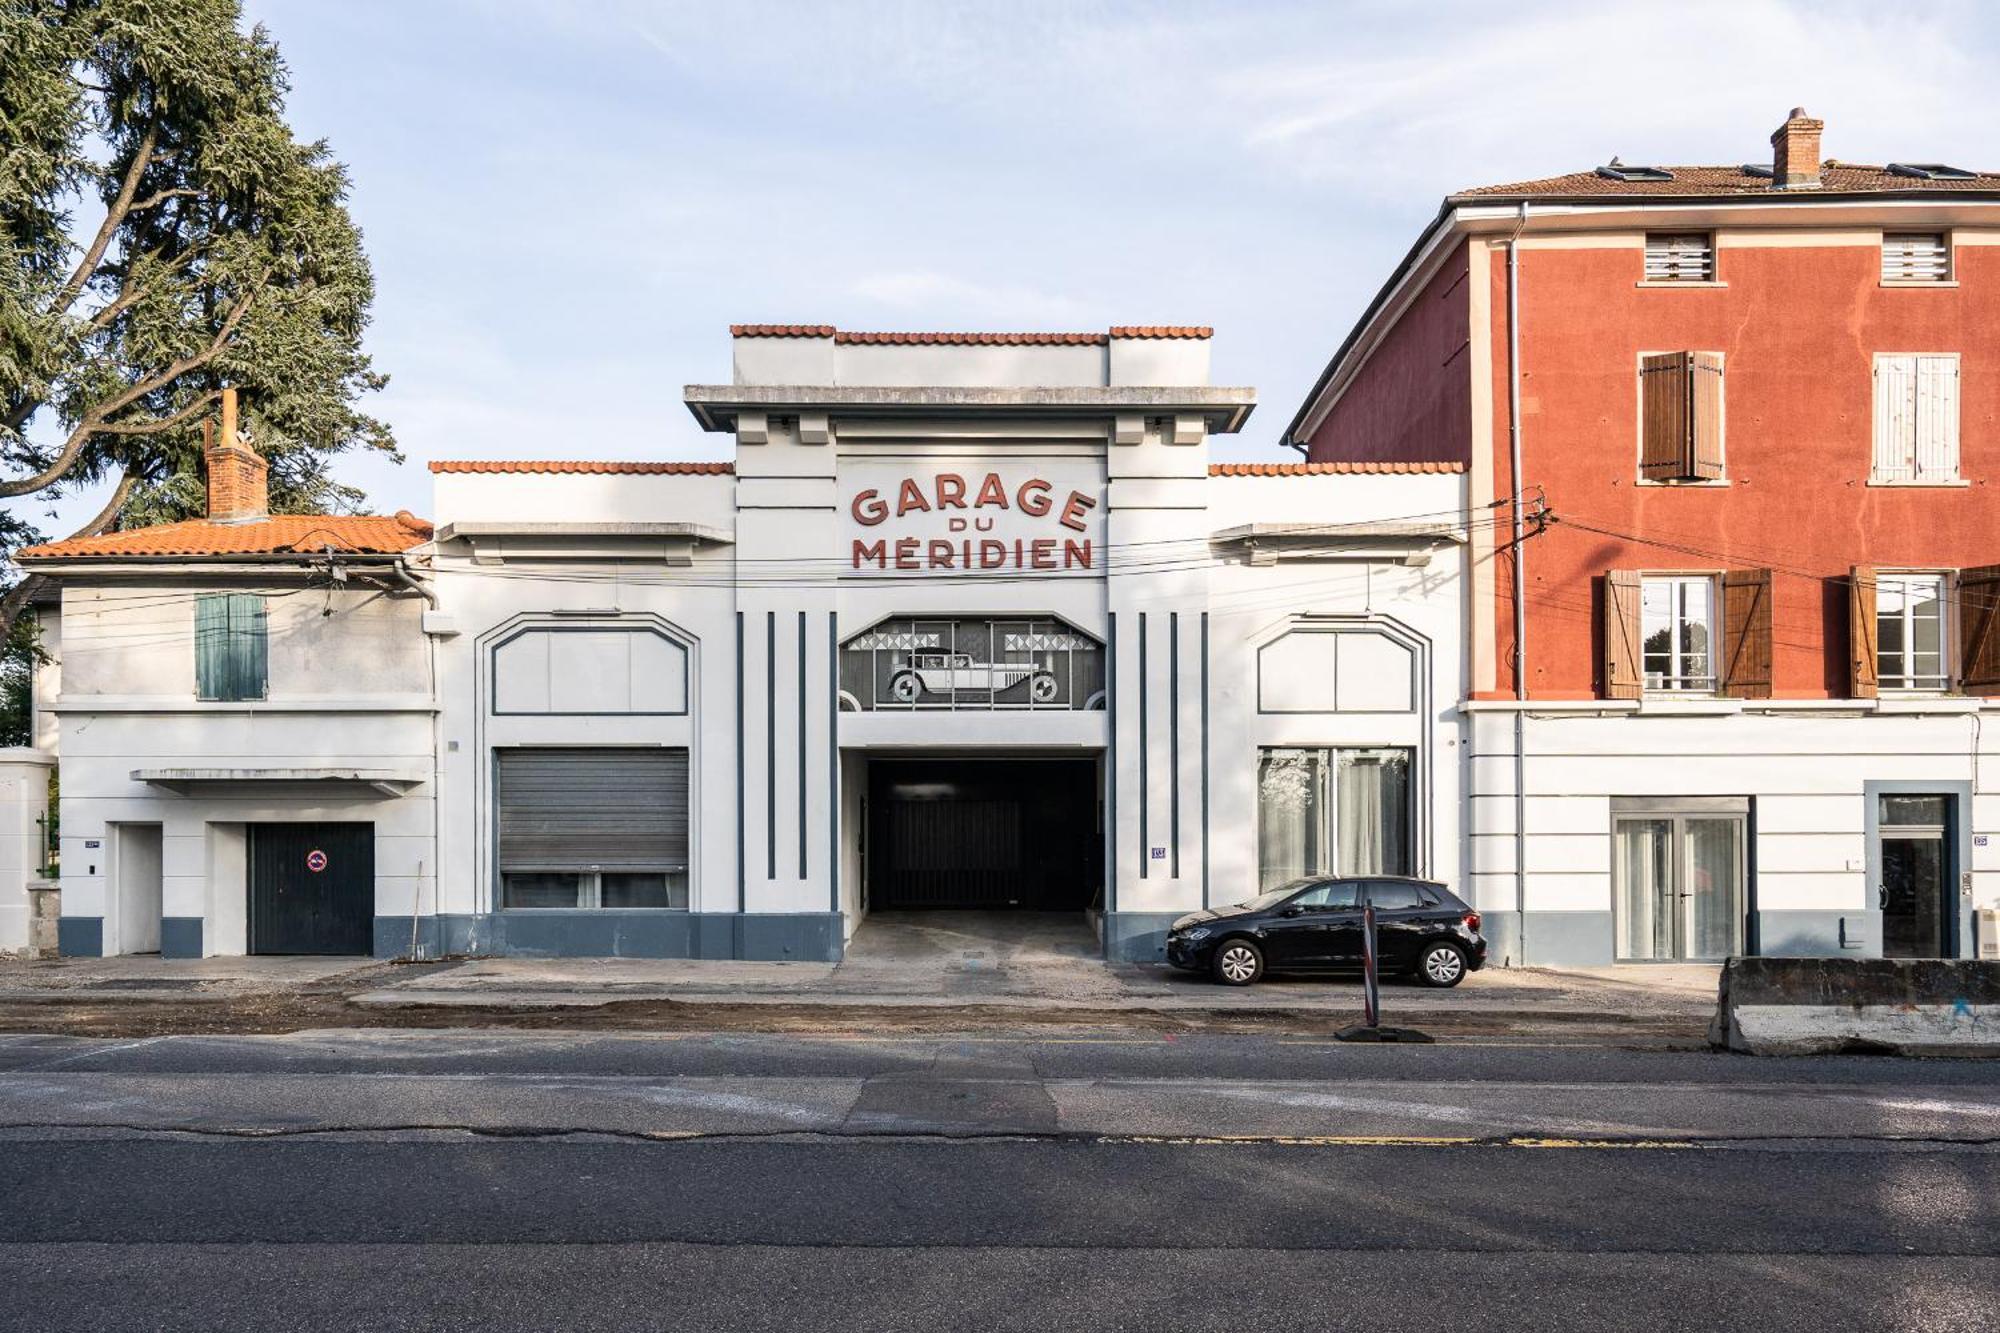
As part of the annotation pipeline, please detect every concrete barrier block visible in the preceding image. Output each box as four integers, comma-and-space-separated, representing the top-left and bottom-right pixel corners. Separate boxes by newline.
1711, 956, 2000, 1056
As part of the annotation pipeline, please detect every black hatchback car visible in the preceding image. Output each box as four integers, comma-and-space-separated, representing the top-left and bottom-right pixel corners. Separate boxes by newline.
1165, 876, 1486, 987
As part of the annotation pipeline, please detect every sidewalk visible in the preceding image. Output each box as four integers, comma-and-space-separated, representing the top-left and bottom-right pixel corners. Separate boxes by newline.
0, 913, 1720, 1044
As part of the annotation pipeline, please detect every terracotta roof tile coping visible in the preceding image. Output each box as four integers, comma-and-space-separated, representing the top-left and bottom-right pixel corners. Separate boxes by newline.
1456, 162, 2000, 200
729, 326, 1213, 343
1208, 461, 1467, 476
429, 460, 735, 475
19, 512, 434, 560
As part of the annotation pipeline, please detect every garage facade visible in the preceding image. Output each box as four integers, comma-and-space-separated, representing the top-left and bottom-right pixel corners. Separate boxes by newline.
407, 323, 1466, 963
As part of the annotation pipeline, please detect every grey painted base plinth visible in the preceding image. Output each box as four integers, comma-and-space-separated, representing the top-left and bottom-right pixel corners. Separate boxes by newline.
1480, 911, 1614, 968
160, 917, 204, 959
1099, 912, 1181, 963
372, 912, 845, 962
56, 916, 102, 958
1756, 910, 1871, 957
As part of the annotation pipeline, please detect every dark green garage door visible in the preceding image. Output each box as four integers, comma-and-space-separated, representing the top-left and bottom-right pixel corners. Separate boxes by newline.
249, 823, 374, 955
867, 759, 1099, 910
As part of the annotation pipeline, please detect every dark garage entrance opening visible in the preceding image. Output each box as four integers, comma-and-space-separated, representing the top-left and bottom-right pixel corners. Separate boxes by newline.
866, 757, 1099, 911
249, 822, 375, 955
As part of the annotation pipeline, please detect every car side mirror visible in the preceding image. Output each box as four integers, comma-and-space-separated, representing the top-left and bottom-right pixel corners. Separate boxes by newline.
1281, 905, 1306, 918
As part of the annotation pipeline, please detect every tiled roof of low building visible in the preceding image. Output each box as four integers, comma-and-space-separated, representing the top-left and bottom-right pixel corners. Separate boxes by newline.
1108, 326, 1212, 339
428, 460, 736, 475
729, 324, 837, 338
729, 326, 1213, 344
1455, 162, 2000, 200
834, 330, 1107, 346
18, 512, 434, 561
1208, 460, 1466, 476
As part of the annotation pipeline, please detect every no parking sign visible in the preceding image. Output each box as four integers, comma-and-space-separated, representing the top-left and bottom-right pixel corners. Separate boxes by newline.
305, 849, 329, 873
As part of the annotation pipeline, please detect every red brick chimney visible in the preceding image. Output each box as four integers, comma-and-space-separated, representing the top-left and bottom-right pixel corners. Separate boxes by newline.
204, 387, 268, 523
1770, 107, 1824, 189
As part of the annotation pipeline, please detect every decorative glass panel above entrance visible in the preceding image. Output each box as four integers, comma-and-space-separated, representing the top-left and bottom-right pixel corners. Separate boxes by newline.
839, 617, 1104, 711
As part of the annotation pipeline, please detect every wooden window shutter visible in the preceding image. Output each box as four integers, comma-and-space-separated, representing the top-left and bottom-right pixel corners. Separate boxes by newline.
195, 593, 268, 702
1639, 354, 1690, 480
1719, 569, 1773, 698
1849, 566, 1878, 699
1603, 570, 1643, 699
1640, 353, 1724, 481
1913, 356, 1961, 481
1689, 353, 1724, 479
1956, 563, 2000, 696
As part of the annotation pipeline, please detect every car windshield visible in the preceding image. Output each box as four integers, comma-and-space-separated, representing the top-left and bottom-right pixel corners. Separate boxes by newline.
1233, 880, 1318, 913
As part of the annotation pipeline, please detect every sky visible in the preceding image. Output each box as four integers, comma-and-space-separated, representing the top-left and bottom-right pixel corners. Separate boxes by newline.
18, 0, 2000, 531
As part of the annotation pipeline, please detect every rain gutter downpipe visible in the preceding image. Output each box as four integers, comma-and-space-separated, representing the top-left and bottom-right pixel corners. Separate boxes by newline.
1507, 201, 1530, 965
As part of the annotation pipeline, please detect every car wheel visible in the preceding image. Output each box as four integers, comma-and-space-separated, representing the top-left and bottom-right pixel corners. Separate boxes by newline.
889, 672, 921, 704
1029, 672, 1059, 703
1414, 941, 1467, 988
1212, 939, 1263, 986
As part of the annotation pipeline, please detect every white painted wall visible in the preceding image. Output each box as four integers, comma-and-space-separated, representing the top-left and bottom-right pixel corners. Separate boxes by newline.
49, 579, 434, 956
0, 749, 54, 953
1469, 702, 2000, 960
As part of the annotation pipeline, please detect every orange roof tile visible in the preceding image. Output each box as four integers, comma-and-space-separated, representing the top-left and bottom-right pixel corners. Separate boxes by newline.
18, 512, 434, 561
428, 460, 735, 475
1109, 325, 1213, 339
1209, 461, 1466, 476
727, 326, 1215, 344
730, 324, 836, 338
1455, 162, 2000, 200
833, 330, 1107, 346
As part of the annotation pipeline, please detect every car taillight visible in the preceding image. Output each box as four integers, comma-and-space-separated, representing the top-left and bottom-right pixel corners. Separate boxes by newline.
1462, 912, 1481, 933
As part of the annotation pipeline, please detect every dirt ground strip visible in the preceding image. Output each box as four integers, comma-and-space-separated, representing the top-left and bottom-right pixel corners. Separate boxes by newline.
0, 993, 1711, 1044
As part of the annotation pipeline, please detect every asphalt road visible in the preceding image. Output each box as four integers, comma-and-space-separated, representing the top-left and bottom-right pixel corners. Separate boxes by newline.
0, 1030, 1994, 1331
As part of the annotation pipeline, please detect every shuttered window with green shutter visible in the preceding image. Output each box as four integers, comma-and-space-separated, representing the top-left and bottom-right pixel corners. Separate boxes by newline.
195, 594, 269, 701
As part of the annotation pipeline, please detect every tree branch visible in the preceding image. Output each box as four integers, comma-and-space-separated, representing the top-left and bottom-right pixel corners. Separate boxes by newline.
0, 468, 139, 646
94, 391, 223, 436
129, 186, 199, 213
0, 279, 262, 499
72, 467, 142, 538
48, 121, 160, 321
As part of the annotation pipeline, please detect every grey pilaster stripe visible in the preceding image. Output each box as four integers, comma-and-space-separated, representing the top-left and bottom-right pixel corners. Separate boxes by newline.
828, 612, 839, 914
766, 611, 776, 881
1138, 611, 1149, 880
736, 611, 745, 914
1169, 611, 1180, 880
1200, 611, 1210, 908
797, 610, 808, 881
1106, 611, 1117, 916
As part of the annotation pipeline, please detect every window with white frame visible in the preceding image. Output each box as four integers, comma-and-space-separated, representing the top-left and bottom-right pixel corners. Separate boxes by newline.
1641, 576, 1715, 692
1882, 233, 1951, 283
1255, 747, 1413, 891
1644, 233, 1714, 283
1877, 572, 1949, 692
1872, 354, 1960, 483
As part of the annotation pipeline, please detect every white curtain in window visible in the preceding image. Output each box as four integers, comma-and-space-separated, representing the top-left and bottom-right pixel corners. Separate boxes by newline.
1337, 750, 1412, 876
1257, 749, 1327, 891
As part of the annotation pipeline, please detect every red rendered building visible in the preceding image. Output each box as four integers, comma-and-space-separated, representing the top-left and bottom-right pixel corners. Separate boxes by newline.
1287, 110, 2000, 967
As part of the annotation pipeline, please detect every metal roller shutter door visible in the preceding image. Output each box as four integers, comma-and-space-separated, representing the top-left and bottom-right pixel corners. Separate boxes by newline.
497, 747, 688, 871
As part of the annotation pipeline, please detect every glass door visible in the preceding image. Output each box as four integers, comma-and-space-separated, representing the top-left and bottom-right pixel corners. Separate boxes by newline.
1615, 818, 1674, 960
1879, 794, 1950, 959
1615, 812, 1746, 960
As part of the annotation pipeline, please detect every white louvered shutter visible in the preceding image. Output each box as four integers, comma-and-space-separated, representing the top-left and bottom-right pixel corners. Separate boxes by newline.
1882, 234, 1950, 283
1913, 356, 1960, 481
1873, 355, 1917, 481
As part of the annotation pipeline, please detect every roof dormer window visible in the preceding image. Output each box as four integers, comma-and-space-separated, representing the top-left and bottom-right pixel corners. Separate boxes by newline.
1596, 161, 1675, 183
1887, 163, 1976, 181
